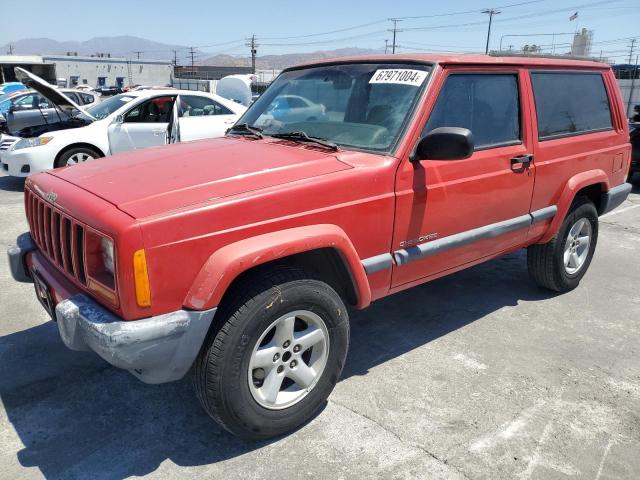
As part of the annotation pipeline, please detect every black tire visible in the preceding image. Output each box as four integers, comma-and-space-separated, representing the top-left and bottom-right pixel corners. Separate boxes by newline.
192, 267, 349, 439
54, 147, 101, 168
629, 172, 640, 186
527, 197, 598, 292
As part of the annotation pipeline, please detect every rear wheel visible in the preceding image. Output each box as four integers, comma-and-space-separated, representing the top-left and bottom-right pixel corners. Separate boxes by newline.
54, 147, 101, 168
192, 267, 349, 439
527, 197, 598, 292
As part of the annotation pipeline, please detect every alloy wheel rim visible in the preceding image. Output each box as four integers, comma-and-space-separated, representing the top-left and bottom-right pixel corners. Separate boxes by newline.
248, 310, 330, 410
66, 152, 94, 166
564, 218, 592, 275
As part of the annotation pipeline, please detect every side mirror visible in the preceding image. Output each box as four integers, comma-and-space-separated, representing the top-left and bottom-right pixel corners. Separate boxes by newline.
113, 114, 124, 125
8, 104, 18, 113
38, 103, 49, 109
411, 127, 474, 162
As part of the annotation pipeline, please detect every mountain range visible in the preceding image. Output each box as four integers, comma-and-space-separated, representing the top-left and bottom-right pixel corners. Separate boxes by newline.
1, 37, 382, 70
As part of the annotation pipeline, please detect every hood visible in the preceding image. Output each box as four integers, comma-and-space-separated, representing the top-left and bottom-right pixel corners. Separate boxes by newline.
48, 137, 352, 218
14, 67, 95, 120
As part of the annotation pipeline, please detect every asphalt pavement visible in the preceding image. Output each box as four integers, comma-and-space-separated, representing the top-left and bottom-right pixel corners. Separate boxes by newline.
1, 171, 639, 480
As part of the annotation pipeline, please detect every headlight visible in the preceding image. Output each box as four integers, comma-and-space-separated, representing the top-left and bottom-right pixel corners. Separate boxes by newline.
101, 237, 115, 275
13, 137, 53, 150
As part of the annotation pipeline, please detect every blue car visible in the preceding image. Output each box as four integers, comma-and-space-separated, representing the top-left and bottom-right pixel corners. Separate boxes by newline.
0, 82, 26, 95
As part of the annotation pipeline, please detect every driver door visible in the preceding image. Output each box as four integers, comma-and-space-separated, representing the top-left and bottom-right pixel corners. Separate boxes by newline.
108, 95, 175, 154
391, 68, 536, 288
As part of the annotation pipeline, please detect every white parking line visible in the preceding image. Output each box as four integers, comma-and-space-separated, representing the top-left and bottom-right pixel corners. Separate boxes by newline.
601, 204, 640, 219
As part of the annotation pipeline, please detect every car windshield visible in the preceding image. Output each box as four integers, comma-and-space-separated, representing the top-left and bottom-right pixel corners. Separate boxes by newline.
76, 94, 137, 121
238, 63, 431, 152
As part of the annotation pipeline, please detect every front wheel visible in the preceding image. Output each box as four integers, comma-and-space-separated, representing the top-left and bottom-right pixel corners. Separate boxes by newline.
54, 147, 101, 168
527, 197, 598, 292
192, 267, 349, 439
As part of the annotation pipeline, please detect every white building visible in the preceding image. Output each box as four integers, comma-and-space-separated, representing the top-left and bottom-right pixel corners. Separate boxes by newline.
0, 54, 173, 88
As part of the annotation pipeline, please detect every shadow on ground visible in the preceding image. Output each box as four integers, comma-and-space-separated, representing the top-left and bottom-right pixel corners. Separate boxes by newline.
0, 175, 25, 192
1, 249, 555, 479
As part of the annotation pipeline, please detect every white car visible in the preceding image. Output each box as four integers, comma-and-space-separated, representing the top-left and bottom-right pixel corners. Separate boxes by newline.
0, 72, 246, 177
261, 95, 326, 123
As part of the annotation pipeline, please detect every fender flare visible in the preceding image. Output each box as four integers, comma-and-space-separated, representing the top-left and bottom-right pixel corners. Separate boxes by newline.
537, 169, 609, 244
183, 224, 372, 311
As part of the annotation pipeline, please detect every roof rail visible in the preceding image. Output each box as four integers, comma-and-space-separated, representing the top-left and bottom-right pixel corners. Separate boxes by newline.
489, 51, 608, 63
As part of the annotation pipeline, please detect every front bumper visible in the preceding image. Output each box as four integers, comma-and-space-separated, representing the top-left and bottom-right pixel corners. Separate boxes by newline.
56, 295, 216, 384
8, 233, 216, 384
0, 136, 56, 177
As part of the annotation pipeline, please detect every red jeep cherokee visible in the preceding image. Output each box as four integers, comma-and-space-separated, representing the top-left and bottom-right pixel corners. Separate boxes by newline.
8, 55, 632, 439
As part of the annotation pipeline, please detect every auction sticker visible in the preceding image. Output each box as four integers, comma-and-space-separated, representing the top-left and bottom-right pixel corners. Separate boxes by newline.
369, 69, 427, 86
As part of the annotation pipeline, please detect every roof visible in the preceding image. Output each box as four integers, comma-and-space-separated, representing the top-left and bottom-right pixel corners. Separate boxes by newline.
292, 53, 610, 70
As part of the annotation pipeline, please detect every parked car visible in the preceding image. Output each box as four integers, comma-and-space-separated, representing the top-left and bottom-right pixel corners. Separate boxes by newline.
94, 85, 122, 96
263, 94, 326, 123
0, 88, 100, 134
0, 69, 246, 176
629, 122, 640, 183
0, 82, 26, 95
8, 54, 631, 440
75, 85, 96, 92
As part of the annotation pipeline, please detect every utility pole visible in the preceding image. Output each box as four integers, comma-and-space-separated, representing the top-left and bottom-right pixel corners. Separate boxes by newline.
627, 55, 638, 118
133, 51, 143, 60
384, 39, 389, 54
188, 47, 197, 69
389, 19, 402, 54
7, 44, 14, 55
482, 8, 501, 54
629, 38, 636, 65
246, 35, 258, 74
171, 49, 179, 66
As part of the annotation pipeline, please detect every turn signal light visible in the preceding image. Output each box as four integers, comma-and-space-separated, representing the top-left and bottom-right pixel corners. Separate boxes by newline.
133, 249, 151, 307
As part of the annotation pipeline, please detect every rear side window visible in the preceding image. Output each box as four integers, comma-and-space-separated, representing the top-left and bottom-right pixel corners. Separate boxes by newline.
531, 72, 612, 140
424, 73, 520, 149
80, 93, 95, 104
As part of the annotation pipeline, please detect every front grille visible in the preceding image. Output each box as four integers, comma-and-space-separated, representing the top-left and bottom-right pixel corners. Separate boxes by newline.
0, 139, 17, 151
25, 188, 87, 286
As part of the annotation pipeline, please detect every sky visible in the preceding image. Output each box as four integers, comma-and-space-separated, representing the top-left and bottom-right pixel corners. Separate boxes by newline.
1, 0, 638, 63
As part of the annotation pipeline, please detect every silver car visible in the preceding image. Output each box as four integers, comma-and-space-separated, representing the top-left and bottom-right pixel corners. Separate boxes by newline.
0, 88, 100, 134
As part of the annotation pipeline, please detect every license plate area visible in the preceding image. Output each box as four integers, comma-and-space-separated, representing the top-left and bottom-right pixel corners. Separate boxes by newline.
32, 269, 55, 319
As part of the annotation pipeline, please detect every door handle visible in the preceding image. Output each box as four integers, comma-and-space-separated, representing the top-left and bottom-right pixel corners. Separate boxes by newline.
511, 154, 533, 172
152, 129, 166, 136
223, 120, 236, 124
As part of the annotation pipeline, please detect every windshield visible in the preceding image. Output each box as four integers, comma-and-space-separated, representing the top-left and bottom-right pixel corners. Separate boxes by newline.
238, 63, 431, 152
77, 94, 137, 121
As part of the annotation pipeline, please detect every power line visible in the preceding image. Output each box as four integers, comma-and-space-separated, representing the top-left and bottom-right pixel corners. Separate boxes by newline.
396, 0, 544, 20
257, 0, 545, 41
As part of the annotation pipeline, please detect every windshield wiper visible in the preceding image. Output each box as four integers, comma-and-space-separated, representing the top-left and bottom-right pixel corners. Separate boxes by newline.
270, 131, 338, 151
227, 123, 263, 138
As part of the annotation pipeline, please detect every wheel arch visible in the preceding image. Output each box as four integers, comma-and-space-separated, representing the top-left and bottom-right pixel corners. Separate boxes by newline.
183, 224, 372, 311
54, 142, 105, 167
537, 169, 609, 244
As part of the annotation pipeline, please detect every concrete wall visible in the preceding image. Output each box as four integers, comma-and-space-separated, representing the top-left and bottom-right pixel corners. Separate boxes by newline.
617, 79, 640, 118
43, 56, 173, 88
